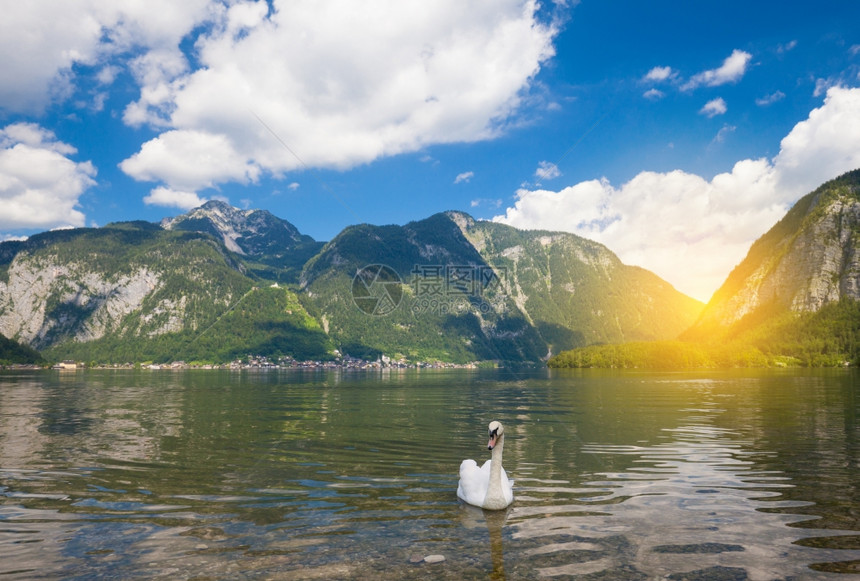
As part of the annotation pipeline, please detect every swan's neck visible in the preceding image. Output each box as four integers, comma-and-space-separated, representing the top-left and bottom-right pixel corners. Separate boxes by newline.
485, 435, 506, 507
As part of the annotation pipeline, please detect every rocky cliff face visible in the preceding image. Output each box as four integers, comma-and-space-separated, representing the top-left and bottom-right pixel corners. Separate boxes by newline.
162, 200, 317, 257
0, 258, 158, 348
689, 169, 860, 332
0, 227, 253, 353
162, 200, 323, 283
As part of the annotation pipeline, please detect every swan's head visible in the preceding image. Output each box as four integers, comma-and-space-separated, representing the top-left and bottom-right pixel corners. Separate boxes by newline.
487, 420, 504, 450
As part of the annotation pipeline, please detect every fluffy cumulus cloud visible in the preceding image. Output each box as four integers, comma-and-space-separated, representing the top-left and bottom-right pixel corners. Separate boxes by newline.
0, 123, 95, 230
494, 163, 781, 302
772, 87, 860, 194
0, 0, 215, 115
120, 129, 260, 191
535, 160, 562, 181
113, 0, 558, 204
143, 187, 208, 210
495, 86, 860, 302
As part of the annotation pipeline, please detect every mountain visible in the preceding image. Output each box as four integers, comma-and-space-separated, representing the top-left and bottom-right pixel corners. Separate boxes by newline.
162, 200, 323, 283
0, 222, 329, 363
0, 202, 703, 365
299, 211, 703, 362
452, 213, 704, 350
161, 200, 314, 256
687, 168, 860, 337
299, 212, 546, 362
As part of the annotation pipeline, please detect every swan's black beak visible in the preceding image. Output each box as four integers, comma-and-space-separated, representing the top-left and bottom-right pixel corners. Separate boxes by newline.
487, 428, 499, 450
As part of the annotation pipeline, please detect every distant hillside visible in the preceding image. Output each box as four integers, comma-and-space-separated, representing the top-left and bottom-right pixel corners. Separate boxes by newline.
551, 169, 860, 368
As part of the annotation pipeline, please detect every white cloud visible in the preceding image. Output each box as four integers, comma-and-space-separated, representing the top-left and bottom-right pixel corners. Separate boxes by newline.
454, 171, 475, 184
495, 164, 780, 302
0, 234, 29, 243
0, 0, 215, 114
0, 123, 77, 155
643, 66, 675, 83
773, 86, 860, 195
756, 90, 785, 106
814, 64, 860, 93
700, 97, 727, 117
0, 123, 95, 230
2, 1, 559, 210
713, 125, 736, 143
143, 186, 207, 210
494, 86, 860, 303
119, 129, 261, 191
643, 88, 665, 100
682, 49, 752, 91
535, 160, 561, 181
96, 65, 121, 86
814, 77, 838, 98
115, 0, 558, 206
122, 48, 195, 128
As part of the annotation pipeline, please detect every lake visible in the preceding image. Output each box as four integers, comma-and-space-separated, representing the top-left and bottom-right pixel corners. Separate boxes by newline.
1, 368, 859, 580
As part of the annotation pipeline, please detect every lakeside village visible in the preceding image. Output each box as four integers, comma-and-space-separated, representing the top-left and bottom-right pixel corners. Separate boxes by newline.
12, 353, 492, 371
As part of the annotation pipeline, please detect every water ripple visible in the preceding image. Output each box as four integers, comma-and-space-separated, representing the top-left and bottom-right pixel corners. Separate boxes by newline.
504, 422, 860, 579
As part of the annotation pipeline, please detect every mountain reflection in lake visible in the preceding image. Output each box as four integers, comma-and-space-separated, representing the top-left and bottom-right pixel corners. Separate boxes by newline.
0, 368, 859, 579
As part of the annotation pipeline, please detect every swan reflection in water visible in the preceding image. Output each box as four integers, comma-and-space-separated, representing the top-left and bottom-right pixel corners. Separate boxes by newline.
458, 502, 511, 580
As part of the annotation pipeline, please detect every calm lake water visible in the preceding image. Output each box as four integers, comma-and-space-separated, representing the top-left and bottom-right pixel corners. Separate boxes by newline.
1, 368, 859, 580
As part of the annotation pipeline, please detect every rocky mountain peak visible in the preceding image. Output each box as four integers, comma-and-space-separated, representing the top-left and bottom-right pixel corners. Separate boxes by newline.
161, 200, 315, 257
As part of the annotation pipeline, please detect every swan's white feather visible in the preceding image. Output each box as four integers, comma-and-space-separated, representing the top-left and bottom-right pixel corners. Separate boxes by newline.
457, 458, 513, 508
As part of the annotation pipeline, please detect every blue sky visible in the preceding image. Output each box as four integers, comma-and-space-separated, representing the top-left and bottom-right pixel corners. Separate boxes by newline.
2, 0, 860, 301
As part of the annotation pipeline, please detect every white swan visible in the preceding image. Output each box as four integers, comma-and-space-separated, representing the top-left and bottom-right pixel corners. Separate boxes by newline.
457, 420, 514, 510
